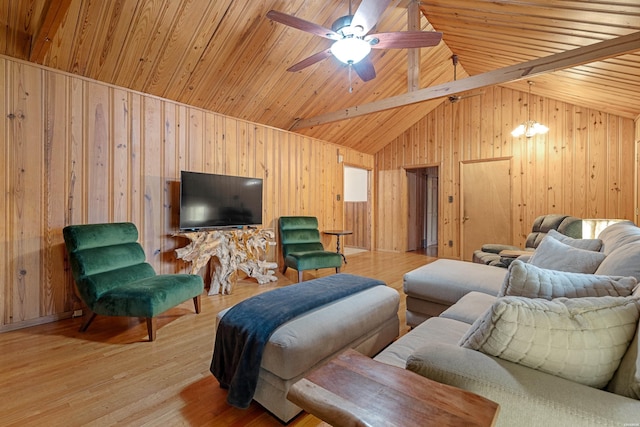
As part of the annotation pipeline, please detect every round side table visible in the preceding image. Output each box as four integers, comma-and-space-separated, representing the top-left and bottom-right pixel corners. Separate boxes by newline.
323, 230, 353, 264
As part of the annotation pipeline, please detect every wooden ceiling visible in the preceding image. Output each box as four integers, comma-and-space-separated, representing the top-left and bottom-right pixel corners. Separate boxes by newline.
2, 0, 640, 155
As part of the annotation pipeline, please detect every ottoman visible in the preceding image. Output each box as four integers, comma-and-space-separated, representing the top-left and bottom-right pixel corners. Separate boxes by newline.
216, 283, 400, 422
404, 259, 507, 327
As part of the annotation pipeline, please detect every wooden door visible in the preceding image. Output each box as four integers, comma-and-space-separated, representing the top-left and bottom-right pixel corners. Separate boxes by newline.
461, 159, 512, 261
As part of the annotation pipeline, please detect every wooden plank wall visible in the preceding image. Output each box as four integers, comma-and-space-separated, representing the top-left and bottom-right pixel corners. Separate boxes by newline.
344, 202, 370, 249
376, 85, 638, 258
0, 56, 373, 331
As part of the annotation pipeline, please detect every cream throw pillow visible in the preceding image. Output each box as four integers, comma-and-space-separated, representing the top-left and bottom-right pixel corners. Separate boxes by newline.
607, 323, 640, 399
528, 235, 606, 273
547, 229, 602, 251
499, 260, 638, 299
459, 296, 640, 388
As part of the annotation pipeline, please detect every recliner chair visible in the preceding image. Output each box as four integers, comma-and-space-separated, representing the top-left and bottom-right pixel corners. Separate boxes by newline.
279, 216, 342, 282
473, 214, 582, 268
63, 222, 204, 341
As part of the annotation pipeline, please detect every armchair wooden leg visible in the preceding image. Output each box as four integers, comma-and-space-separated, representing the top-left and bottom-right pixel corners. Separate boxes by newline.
298, 271, 303, 282
193, 295, 201, 314
79, 311, 97, 332
146, 317, 157, 341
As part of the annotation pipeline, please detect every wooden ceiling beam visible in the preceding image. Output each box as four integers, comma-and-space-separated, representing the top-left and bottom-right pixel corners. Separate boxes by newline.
407, 0, 420, 92
29, 0, 74, 63
290, 30, 640, 130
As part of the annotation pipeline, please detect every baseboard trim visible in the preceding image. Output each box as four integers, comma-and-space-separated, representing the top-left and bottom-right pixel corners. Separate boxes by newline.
0, 311, 75, 333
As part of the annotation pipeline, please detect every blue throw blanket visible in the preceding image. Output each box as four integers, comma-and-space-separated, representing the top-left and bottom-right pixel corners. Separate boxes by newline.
210, 273, 385, 408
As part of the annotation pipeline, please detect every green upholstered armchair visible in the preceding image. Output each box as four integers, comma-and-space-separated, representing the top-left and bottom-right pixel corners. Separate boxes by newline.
63, 222, 204, 341
279, 216, 342, 282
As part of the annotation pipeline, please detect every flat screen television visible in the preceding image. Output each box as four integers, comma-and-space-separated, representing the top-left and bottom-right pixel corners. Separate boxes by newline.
179, 171, 263, 230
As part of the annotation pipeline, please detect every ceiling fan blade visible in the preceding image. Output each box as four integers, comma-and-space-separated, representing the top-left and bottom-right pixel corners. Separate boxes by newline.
287, 49, 333, 72
352, 57, 376, 82
351, 0, 393, 35
267, 10, 339, 39
368, 31, 443, 49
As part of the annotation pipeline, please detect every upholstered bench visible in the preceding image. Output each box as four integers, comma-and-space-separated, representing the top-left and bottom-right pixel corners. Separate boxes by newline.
404, 259, 507, 327
215, 279, 400, 422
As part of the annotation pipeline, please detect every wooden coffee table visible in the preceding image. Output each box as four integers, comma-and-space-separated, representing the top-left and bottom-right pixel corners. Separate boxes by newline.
288, 349, 499, 427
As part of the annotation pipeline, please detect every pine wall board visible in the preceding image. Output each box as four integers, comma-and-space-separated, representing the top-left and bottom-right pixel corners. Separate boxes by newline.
0, 56, 372, 331
375, 85, 639, 258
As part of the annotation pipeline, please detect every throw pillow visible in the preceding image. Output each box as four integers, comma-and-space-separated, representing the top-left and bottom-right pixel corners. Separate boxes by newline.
547, 229, 603, 251
595, 241, 640, 282
498, 260, 638, 299
459, 296, 640, 388
607, 323, 640, 399
528, 235, 606, 273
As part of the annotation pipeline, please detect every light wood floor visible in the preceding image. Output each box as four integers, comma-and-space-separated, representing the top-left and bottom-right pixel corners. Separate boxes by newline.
0, 251, 435, 426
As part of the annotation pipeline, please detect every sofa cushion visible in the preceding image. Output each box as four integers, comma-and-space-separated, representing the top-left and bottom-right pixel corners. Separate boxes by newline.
547, 229, 602, 251
459, 296, 640, 388
525, 214, 581, 248
608, 320, 640, 399
597, 221, 640, 255
499, 260, 638, 299
440, 292, 496, 325
374, 317, 468, 368
528, 235, 606, 273
404, 259, 506, 306
595, 241, 640, 282
406, 340, 640, 427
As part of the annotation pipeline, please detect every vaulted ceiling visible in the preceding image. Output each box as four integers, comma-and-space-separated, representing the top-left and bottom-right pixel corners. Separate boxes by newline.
2, 0, 640, 155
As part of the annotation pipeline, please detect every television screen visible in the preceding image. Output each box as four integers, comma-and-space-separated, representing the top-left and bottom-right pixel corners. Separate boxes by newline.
179, 171, 263, 230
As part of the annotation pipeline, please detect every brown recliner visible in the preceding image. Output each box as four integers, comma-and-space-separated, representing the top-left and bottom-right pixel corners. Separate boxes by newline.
473, 214, 582, 268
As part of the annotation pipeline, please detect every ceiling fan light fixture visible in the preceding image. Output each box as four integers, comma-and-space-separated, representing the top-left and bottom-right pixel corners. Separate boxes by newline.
332, 37, 371, 64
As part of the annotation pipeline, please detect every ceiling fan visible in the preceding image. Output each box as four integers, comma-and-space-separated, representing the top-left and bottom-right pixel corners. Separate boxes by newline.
266, 0, 442, 83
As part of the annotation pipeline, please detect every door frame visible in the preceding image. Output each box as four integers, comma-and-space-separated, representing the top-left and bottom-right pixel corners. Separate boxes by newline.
405, 164, 440, 253
636, 139, 639, 226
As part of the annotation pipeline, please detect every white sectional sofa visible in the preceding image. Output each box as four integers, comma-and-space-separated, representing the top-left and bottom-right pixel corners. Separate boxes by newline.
375, 221, 640, 426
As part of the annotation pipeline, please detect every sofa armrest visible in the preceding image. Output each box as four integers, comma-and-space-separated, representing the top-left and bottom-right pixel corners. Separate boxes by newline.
480, 244, 521, 254
515, 253, 532, 263
407, 342, 640, 427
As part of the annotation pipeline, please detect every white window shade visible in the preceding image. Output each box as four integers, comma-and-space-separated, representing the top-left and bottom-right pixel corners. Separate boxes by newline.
344, 166, 368, 202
